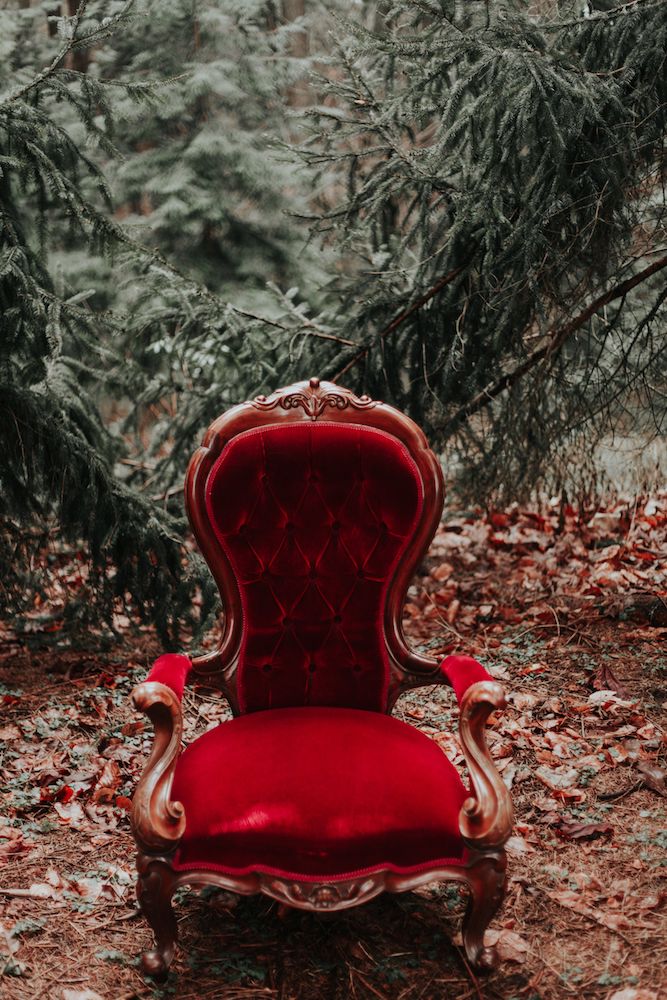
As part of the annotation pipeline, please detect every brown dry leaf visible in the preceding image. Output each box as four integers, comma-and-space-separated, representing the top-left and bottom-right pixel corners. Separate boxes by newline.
483, 928, 529, 963
405, 706, 425, 719
0, 723, 21, 740
637, 760, 667, 797
548, 888, 630, 934
506, 834, 536, 855
0, 826, 35, 864
0, 882, 58, 899
54, 799, 86, 827
445, 598, 461, 623
599, 911, 632, 932
608, 990, 658, 1000
535, 764, 579, 790
593, 663, 631, 698
510, 691, 539, 712
637, 893, 666, 910
556, 820, 614, 841
92, 758, 121, 803
120, 719, 143, 737
587, 690, 635, 709
62, 990, 105, 1000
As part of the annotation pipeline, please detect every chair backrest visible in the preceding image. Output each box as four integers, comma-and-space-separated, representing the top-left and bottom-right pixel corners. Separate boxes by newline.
185, 378, 444, 714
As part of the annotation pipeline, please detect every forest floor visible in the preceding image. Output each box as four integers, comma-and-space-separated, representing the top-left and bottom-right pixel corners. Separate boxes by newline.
1, 494, 666, 1000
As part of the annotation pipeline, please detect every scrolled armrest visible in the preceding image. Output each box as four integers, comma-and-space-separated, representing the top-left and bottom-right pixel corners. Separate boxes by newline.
144, 653, 192, 701
440, 654, 494, 704
130, 678, 187, 853
457, 680, 514, 850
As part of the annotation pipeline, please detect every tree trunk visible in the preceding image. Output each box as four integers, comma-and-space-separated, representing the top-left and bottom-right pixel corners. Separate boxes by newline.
282, 0, 310, 107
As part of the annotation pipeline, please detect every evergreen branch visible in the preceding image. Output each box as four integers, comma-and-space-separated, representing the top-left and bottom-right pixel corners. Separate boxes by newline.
333, 261, 469, 380
0, 0, 91, 106
0, 0, 139, 107
230, 305, 358, 347
443, 253, 667, 435
542, 0, 666, 31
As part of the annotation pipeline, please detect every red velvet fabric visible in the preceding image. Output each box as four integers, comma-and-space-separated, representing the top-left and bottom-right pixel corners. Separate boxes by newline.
440, 655, 493, 705
205, 423, 423, 713
171, 707, 467, 879
146, 653, 192, 701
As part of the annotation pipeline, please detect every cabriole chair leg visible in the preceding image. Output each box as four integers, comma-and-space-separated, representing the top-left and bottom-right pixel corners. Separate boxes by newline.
461, 851, 507, 971
136, 857, 178, 979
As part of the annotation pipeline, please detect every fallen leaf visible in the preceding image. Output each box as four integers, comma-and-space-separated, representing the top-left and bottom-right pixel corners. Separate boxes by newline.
0, 825, 36, 859
484, 927, 529, 963
0, 882, 57, 899
587, 690, 634, 709
556, 820, 614, 841
535, 765, 579, 790
592, 664, 631, 699
608, 990, 657, 1000
509, 691, 539, 711
92, 759, 121, 803
548, 889, 630, 934
506, 834, 536, 855
62, 990, 105, 1000
637, 760, 667, 797
431, 561, 455, 581
0, 724, 21, 740
54, 800, 86, 827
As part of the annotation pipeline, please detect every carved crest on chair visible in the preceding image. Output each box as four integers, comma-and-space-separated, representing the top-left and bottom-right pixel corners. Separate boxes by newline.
265, 876, 380, 910
252, 377, 376, 421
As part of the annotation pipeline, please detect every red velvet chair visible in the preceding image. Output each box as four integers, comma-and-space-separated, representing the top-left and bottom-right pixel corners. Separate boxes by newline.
130, 378, 513, 978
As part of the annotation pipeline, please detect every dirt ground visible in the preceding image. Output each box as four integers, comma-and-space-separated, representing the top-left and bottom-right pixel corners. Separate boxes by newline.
1, 497, 666, 1000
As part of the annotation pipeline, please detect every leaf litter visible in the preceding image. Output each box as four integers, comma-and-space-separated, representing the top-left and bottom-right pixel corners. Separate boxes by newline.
1, 492, 666, 998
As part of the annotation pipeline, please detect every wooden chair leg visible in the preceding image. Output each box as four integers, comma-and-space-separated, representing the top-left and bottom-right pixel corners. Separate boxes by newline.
136, 856, 178, 979
461, 850, 507, 971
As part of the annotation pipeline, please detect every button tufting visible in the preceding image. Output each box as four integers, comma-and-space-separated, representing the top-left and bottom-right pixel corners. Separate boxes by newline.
203, 419, 424, 713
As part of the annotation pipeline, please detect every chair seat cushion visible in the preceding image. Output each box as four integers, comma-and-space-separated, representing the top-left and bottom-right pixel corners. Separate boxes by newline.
171, 707, 468, 880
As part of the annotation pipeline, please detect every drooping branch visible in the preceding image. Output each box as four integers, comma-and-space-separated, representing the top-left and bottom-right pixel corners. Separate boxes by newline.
333, 261, 469, 381
442, 253, 667, 436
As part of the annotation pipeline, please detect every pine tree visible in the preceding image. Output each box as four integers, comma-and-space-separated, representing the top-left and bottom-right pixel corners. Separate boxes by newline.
0, 1, 207, 636
94, 0, 326, 305
291, 0, 667, 500
0, 0, 335, 634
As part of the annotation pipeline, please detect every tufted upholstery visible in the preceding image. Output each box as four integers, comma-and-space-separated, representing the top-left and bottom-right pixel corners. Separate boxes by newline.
205, 422, 423, 713
171, 707, 468, 879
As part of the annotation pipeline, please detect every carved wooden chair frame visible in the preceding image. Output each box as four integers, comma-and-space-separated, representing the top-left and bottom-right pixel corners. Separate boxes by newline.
130, 378, 513, 978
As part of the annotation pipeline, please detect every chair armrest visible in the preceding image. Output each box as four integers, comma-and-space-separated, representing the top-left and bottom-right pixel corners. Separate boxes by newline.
130, 655, 191, 853
440, 656, 514, 851
144, 653, 193, 701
